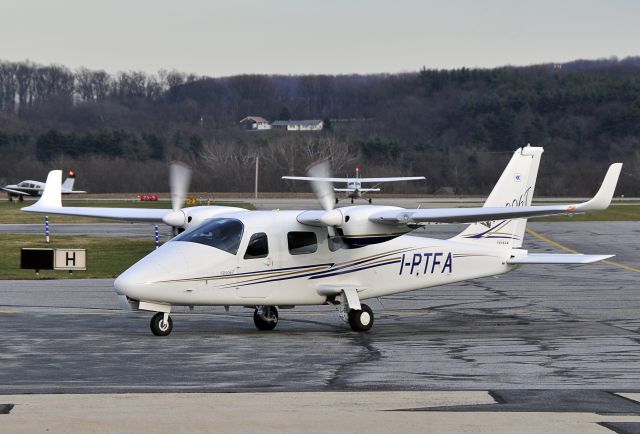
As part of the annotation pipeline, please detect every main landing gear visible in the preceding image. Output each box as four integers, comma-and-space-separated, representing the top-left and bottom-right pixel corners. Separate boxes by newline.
254, 305, 278, 331
348, 304, 374, 331
337, 288, 374, 332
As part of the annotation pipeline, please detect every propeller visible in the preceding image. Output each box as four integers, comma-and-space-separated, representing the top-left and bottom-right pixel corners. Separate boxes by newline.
307, 160, 336, 212
170, 161, 192, 212
305, 160, 345, 246
162, 161, 192, 229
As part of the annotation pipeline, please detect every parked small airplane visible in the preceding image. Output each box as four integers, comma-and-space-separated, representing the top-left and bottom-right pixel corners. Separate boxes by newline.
2, 170, 86, 201
282, 166, 425, 203
22, 147, 621, 336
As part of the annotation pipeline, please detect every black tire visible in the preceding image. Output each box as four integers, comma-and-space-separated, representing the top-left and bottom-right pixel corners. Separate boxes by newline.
348, 304, 374, 332
150, 312, 173, 336
254, 306, 278, 331
335, 197, 339, 204
350, 198, 354, 204
368, 198, 372, 204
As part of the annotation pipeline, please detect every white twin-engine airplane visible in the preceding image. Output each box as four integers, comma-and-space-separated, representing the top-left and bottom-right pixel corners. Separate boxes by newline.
22, 146, 622, 336
282, 166, 425, 203
2, 170, 85, 201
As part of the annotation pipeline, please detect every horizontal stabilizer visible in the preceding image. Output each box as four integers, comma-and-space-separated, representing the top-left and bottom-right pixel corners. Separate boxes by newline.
334, 188, 381, 192
507, 253, 614, 264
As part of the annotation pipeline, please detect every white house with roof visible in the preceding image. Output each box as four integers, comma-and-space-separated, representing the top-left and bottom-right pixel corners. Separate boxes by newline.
239, 116, 272, 130
270, 119, 324, 131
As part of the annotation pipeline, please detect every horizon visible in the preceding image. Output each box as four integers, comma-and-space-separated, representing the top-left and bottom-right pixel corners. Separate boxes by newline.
2, 55, 638, 79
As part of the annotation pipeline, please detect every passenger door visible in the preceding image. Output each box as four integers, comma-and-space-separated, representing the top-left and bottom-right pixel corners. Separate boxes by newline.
235, 232, 274, 299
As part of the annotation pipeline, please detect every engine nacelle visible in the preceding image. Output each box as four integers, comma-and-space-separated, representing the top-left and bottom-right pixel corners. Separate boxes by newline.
298, 206, 410, 247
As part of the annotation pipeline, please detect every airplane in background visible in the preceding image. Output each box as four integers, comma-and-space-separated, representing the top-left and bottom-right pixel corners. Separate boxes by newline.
2, 170, 86, 201
283, 166, 425, 203
22, 147, 622, 337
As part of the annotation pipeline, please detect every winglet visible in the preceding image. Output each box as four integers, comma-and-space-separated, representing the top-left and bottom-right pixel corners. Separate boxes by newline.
23, 170, 63, 210
574, 163, 622, 212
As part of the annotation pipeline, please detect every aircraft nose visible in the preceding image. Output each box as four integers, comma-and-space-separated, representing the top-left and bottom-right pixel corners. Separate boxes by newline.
114, 260, 163, 297
114, 241, 226, 299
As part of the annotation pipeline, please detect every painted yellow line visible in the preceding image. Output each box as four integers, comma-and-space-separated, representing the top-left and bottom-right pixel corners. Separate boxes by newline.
0, 310, 19, 314
526, 228, 579, 254
526, 228, 640, 273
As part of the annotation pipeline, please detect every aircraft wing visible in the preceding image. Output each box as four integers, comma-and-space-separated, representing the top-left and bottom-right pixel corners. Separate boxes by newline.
23, 204, 171, 222
369, 163, 622, 225
283, 176, 354, 183
283, 176, 425, 183
1, 187, 30, 196
353, 176, 425, 183
22, 170, 176, 223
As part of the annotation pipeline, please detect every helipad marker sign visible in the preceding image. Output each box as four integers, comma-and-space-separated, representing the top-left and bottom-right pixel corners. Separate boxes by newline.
54, 249, 87, 271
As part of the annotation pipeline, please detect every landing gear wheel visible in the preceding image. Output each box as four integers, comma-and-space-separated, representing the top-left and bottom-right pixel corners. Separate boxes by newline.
150, 312, 173, 336
348, 304, 374, 332
350, 198, 354, 204
254, 306, 278, 331
335, 197, 339, 204
368, 198, 372, 204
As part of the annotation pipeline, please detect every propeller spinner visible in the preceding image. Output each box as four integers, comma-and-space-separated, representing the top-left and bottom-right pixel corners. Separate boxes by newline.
162, 161, 192, 228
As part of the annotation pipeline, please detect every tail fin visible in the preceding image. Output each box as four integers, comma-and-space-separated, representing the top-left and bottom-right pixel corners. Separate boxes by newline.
27, 170, 63, 209
61, 170, 75, 191
452, 145, 544, 249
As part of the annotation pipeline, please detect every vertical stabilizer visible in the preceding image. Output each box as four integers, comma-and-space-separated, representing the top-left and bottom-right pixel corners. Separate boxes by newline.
452, 145, 543, 249
61, 171, 75, 191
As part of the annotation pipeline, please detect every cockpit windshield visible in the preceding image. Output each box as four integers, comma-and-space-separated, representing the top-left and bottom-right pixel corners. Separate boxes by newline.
173, 218, 244, 255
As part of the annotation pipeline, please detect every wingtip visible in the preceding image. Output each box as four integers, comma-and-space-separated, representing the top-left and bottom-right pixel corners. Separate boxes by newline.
574, 163, 623, 212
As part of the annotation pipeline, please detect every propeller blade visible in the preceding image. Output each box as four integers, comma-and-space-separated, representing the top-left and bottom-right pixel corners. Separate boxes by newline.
169, 161, 192, 212
307, 160, 335, 211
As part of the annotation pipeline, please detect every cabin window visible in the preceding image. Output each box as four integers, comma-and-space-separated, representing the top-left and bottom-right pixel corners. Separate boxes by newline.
287, 231, 317, 255
244, 232, 269, 259
173, 218, 244, 255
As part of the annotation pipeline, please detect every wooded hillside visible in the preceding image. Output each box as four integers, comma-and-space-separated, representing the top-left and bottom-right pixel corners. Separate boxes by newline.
1, 57, 639, 196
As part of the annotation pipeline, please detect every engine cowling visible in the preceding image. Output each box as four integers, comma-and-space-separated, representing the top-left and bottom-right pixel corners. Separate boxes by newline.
297, 205, 410, 247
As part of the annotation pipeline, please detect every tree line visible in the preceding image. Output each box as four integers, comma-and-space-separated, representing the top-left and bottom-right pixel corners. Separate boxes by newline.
0, 57, 639, 196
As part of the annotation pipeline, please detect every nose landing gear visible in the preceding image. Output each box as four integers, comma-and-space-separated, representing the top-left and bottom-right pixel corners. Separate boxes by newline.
254, 306, 279, 330
150, 312, 173, 336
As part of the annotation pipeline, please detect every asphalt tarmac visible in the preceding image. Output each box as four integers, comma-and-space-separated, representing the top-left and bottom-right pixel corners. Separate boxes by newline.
1, 221, 639, 432
0, 222, 638, 393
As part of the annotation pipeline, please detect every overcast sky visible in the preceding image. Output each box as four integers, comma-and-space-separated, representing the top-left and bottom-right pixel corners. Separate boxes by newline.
2, 0, 639, 76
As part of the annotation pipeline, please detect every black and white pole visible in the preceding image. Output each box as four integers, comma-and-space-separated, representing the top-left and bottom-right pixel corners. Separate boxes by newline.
155, 224, 159, 249
45, 216, 50, 243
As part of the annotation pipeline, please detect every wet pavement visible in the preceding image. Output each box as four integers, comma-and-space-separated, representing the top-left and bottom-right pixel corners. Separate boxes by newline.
0, 222, 638, 394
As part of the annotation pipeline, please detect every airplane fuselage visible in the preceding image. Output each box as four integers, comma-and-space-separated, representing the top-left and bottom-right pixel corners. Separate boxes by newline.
115, 210, 514, 309
3, 177, 83, 201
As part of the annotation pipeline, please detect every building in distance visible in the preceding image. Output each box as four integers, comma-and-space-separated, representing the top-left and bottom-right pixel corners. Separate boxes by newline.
239, 116, 272, 130
270, 119, 324, 131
